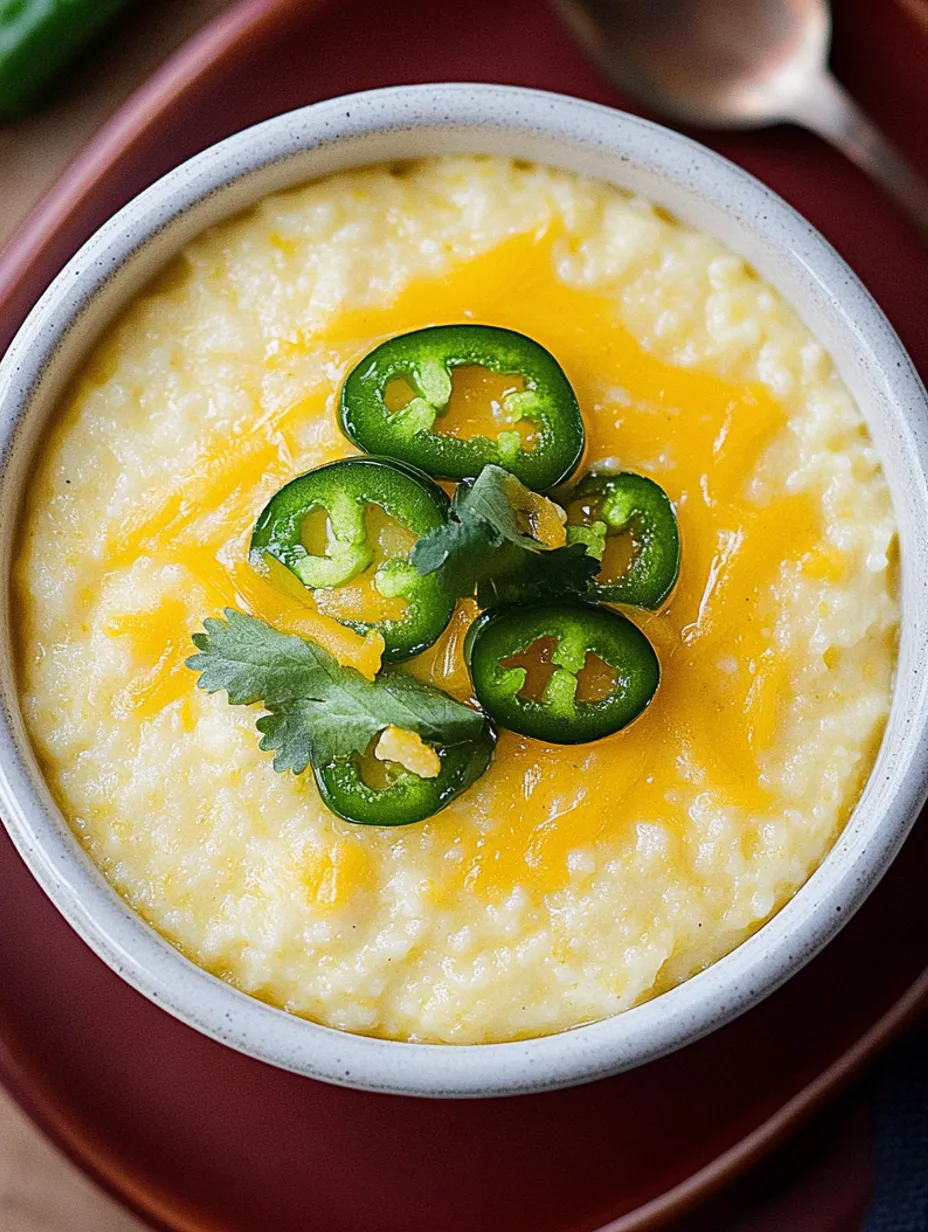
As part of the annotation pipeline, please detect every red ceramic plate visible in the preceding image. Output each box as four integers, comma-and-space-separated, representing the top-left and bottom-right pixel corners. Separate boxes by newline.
0, 1, 926, 1229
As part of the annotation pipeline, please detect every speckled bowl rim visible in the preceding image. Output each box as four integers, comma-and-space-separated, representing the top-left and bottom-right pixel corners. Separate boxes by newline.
0, 83, 926, 1099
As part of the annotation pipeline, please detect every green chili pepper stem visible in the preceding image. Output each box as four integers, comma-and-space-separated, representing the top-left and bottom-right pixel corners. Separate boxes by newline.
571, 471, 680, 610
465, 600, 660, 745
250, 455, 455, 662
339, 324, 585, 491
313, 720, 497, 825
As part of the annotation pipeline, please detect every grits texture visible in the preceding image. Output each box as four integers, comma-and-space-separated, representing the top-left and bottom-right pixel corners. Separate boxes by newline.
15, 157, 897, 1043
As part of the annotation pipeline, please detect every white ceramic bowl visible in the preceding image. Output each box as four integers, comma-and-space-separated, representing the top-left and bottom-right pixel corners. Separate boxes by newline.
1, 84, 927, 1099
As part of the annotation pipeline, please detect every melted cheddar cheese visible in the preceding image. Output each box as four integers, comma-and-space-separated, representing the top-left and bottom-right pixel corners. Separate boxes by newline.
15, 158, 896, 1043
70, 232, 812, 898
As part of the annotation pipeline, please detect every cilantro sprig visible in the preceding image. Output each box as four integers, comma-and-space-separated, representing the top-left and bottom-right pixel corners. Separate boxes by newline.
411, 464, 603, 606
187, 609, 484, 774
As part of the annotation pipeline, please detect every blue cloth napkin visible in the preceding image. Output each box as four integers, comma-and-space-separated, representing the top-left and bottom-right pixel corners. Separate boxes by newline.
863, 1019, 928, 1231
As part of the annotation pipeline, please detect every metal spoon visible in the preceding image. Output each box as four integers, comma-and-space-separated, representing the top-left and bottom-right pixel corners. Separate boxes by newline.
552, 0, 928, 232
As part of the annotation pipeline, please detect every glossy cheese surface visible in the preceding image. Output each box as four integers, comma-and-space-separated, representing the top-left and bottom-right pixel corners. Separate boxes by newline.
14, 158, 898, 1042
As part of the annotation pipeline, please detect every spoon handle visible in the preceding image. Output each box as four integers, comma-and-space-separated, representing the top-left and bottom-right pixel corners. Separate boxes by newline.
788, 71, 928, 234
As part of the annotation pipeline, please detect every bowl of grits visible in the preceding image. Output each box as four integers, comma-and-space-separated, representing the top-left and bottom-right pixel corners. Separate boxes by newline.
0, 84, 926, 1098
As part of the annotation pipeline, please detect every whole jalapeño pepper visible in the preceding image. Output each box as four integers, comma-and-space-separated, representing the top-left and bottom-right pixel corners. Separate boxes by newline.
0, 0, 133, 120
339, 325, 585, 491
465, 600, 659, 744
569, 472, 680, 610
312, 716, 497, 826
251, 456, 455, 662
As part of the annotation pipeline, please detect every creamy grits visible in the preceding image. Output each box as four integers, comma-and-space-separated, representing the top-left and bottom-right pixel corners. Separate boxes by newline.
15, 156, 898, 1043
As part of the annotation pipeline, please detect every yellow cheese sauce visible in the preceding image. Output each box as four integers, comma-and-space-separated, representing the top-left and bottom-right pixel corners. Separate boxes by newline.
14, 158, 897, 1042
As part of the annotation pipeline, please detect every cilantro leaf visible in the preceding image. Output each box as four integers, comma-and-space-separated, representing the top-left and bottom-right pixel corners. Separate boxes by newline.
187, 609, 484, 773
449, 464, 549, 552
409, 508, 497, 597
411, 465, 544, 598
412, 464, 604, 604
476, 540, 602, 607
256, 700, 317, 774
187, 608, 332, 705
